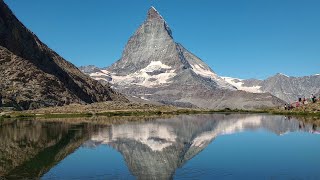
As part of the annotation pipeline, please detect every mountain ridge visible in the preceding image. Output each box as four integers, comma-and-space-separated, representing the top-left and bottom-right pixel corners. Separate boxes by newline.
0, 0, 127, 110
223, 73, 320, 103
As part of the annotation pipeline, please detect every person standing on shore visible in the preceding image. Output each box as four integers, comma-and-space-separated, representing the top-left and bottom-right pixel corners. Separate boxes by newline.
311, 94, 315, 103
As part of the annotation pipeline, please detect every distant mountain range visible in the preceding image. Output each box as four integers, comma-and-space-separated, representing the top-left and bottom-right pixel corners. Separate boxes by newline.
223, 73, 320, 103
0, 0, 126, 110
80, 7, 284, 109
82, 58, 320, 104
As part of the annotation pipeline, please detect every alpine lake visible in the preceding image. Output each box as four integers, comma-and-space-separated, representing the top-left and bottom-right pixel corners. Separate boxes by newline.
0, 114, 319, 180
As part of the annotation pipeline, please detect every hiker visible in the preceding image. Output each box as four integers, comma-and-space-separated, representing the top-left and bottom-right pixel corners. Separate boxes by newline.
311, 94, 316, 103
284, 104, 287, 110
290, 103, 294, 110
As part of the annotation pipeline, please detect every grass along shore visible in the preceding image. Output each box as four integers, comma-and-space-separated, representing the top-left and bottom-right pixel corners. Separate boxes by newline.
0, 101, 320, 120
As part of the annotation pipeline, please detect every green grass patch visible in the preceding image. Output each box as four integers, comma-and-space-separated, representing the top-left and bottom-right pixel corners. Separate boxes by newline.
0, 114, 11, 119
267, 110, 320, 117
96, 111, 164, 117
2, 107, 320, 120
39, 113, 94, 119
15, 114, 36, 118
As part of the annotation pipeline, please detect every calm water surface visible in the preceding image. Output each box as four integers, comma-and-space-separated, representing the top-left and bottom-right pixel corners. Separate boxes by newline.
0, 114, 319, 180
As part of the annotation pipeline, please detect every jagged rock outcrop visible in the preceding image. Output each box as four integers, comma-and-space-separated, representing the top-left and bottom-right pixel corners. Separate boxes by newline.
78, 65, 102, 74
223, 73, 320, 103
0, 1, 126, 110
80, 7, 284, 109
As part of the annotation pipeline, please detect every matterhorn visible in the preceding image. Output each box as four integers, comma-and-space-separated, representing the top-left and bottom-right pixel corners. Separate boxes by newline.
81, 7, 284, 109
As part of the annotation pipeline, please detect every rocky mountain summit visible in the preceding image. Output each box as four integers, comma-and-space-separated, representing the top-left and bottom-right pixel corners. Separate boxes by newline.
0, 1, 126, 110
223, 73, 320, 103
80, 7, 284, 110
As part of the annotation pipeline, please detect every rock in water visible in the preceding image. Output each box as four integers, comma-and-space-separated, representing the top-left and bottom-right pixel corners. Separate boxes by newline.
81, 7, 285, 109
0, 1, 126, 110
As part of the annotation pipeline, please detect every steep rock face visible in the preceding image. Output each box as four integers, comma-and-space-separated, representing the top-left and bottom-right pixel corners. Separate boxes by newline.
223, 73, 320, 103
106, 7, 233, 89
0, 1, 126, 110
81, 7, 284, 109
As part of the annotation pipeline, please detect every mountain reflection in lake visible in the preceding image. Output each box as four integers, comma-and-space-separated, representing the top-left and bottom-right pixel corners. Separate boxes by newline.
0, 114, 319, 180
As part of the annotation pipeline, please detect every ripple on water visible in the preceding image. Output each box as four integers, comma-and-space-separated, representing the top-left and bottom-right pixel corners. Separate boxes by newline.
175, 167, 233, 179
43, 170, 133, 180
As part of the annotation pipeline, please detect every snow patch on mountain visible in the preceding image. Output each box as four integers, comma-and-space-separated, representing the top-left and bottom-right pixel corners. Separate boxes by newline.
89, 61, 176, 88
222, 77, 262, 93
191, 64, 217, 79
101, 70, 110, 74
93, 77, 109, 82
141, 61, 171, 72
90, 72, 109, 77
141, 96, 149, 101
189, 64, 235, 89
277, 73, 289, 77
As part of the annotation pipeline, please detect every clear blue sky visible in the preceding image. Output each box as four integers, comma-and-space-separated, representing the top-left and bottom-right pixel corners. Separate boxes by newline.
4, 0, 320, 79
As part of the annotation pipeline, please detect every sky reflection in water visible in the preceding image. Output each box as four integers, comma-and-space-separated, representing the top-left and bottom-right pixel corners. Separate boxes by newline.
0, 114, 319, 180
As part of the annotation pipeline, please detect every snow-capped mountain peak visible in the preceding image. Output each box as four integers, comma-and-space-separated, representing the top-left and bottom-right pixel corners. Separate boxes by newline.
80, 7, 284, 109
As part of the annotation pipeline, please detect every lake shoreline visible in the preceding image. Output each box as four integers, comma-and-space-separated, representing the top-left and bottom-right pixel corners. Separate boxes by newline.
1, 107, 320, 121
1, 101, 319, 122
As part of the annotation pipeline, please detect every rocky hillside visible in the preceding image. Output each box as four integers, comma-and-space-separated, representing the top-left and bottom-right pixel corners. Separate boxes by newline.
0, 1, 126, 110
223, 73, 320, 103
293, 101, 320, 113
80, 7, 284, 110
